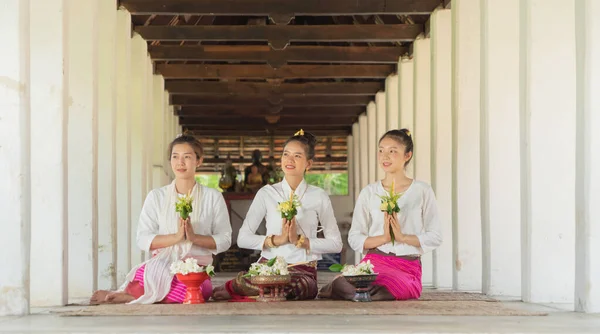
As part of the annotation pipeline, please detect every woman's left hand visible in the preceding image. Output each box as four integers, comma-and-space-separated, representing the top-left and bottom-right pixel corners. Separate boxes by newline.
288, 217, 299, 244
184, 219, 197, 243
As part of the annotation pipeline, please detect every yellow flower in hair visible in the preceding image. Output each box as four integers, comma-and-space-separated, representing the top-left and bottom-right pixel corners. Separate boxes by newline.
405, 130, 411, 137
294, 129, 304, 136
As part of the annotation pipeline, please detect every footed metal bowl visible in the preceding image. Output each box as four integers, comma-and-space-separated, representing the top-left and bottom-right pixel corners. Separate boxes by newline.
250, 275, 291, 302
343, 274, 378, 302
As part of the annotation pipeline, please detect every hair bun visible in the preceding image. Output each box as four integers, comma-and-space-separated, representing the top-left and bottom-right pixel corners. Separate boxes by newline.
302, 131, 317, 147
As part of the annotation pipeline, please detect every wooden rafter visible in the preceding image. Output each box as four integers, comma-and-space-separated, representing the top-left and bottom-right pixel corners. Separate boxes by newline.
149, 45, 407, 64
157, 64, 395, 79
165, 81, 384, 95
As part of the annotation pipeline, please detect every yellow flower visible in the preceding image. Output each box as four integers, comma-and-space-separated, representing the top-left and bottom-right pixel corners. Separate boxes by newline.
380, 202, 388, 211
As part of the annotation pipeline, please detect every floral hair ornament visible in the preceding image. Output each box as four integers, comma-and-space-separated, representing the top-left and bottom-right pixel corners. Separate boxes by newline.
294, 129, 304, 136
404, 129, 411, 137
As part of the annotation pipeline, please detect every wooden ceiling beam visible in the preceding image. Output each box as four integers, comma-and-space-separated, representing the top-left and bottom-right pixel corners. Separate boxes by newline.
165, 81, 384, 95
157, 64, 394, 79
179, 116, 357, 127
135, 25, 422, 49
185, 126, 351, 136
170, 95, 372, 106
176, 106, 365, 117
148, 45, 408, 64
120, 0, 442, 16
188, 129, 351, 137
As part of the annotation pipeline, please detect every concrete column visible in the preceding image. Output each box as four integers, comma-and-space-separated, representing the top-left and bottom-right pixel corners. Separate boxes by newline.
521, 0, 576, 303
352, 123, 361, 202
67, 0, 99, 301
367, 102, 377, 183
412, 35, 433, 287
130, 34, 148, 267
163, 92, 172, 184
358, 113, 369, 190
144, 57, 153, 199
347, 135, 354, 201
0, 0, 30, 315
430, 8, 453, 289
480, 0, 522, 297
30, 0, 68, 306
153, 75, 166, 190
375, 92, 387, 180
96, 0, 118, 291
575, 0, 600, 313
451, 0, 482, 292
115, 9, 132, 284
399, 58, 415, 178
385, 75, 399, 131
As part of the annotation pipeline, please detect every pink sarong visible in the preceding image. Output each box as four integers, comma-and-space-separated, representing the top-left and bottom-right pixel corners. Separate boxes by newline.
133, 264, 212, 303
362, 253, 422, 300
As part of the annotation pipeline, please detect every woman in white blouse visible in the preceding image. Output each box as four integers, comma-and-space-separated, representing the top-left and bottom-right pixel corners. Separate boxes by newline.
90, 133, 232, 304
319, 128, 442, 301
213, 130, 343, 301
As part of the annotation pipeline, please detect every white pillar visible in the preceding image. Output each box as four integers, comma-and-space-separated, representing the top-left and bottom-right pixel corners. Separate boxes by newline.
375, 92, 387, 180
575, 0, 600, 313
352, 123, 361, 201
451, 0, 482, 292
115, 9, 132, 284
130, 34, 148, 267
346, 134, 354, 199
430, 8, 453, 289
521, 0, 576, 303
385, 75, 399, 131
367, 102, 377, 183
0, 0, 30, 315
399, 58, 415, 131
145, 57, 154, 197
97, 0, 118, 291
67, 0, 99, 301
30, 0, 68, 306
399, 58, 415, 178
153, 75, 166, 189
163, 92, 172, 184
481, 0, 522, 297
413, 35, 433, 287
358, 113, 369, 190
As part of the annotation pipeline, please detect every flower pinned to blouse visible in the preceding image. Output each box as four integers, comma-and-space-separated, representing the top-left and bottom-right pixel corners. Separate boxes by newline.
378, 179, 402, 245
170, 258, 215, 277
175, 190, 193, 220
277, 191, 301, 221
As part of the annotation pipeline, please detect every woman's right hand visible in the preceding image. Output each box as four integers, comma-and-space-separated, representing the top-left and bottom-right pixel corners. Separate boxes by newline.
382, 213, 393, 243
272, 219, 291, 246
176, 217, 187, 242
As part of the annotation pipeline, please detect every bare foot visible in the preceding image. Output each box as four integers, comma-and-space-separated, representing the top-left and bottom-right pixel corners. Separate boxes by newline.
105, 291, 135, 304
211, 286, 231, 301
90, 290, 111, 305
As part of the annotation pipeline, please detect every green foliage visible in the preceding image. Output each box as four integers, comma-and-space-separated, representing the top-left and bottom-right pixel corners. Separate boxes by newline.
304, 172, 348, 196
195, 174, 223, 192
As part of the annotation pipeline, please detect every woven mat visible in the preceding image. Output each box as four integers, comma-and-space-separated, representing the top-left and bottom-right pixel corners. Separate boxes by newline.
55, 292, 545, 317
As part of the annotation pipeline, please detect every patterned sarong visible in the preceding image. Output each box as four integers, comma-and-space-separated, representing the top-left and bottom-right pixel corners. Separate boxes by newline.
318, 253, 422, 301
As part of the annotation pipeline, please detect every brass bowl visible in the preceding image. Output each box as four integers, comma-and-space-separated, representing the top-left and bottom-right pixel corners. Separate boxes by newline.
250, 275, 291, 302
343, 274, 378, 302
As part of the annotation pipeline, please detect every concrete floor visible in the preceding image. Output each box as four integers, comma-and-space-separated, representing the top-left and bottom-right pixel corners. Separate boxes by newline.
1, 300, 598, 333
1, 272, 598, 333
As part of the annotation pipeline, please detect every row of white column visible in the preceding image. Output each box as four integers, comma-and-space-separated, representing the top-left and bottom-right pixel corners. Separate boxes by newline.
0, 0, 179, 315
347, 0, 599, 312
